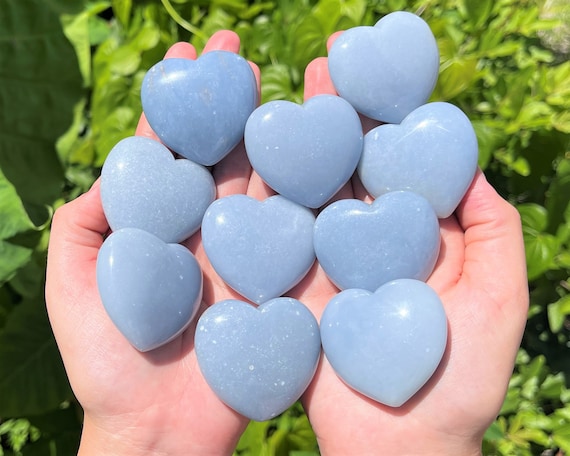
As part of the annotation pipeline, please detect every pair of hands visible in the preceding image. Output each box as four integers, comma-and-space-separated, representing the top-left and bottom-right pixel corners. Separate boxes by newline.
45, 30, 529, 455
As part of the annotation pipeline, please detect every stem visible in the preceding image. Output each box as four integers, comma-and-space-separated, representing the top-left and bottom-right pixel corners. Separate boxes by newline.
160, 0, 209, 43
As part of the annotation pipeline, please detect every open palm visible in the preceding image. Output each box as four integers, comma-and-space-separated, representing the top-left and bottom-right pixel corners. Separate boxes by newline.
46, 29, 529, 456
46, 31, 259, 456
293, 54, 529, 455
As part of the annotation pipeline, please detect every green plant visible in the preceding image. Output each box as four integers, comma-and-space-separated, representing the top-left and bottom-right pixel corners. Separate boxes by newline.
1, 0, 569, 454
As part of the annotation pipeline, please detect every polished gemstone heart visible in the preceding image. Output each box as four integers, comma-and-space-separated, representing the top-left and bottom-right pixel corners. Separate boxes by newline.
328, 11, 439, 123
100, 136, 215, 243
195, 297, 321, 421
201, 195, 316, 304
314, 191, 440, 292
358, 102, 479, 218
96, 228, 202, 352
320, 279, 448, 407
244, 94, 363, 208
141, 51, 258, 165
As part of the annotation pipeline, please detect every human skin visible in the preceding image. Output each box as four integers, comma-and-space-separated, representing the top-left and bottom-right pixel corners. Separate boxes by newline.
295, 36, 529, 455
45, 30, 529, 456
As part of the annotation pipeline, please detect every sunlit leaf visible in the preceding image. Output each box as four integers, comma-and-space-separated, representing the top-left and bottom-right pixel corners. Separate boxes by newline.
547, 294, 570, 333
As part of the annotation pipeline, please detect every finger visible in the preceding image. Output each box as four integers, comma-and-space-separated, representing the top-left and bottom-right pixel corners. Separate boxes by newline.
212, 142, 253, 198
426, 215, 464, 295
350, 172, 374, 203
46, 180, 109, 329
135, 113, 160, 140
319, 181, 355, 210
304, 57, 337, 100
246, 170, 276, 201
164, 41, 197, 59
48, 179, 108, 255
326, 31, 344, 52
455, 170, 529, 312
135, 42, 198, 139
202, 30, 241, 54
249, 61, 261, 101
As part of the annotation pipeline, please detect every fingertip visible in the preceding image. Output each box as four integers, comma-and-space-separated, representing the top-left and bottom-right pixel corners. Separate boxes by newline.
326, 31, 344, 52
249, 61, 261, 100
246, 170, 276, 201
164, 41, 198, 60
135, 113, 160, 141
203, 30, 241, 54
455, 169, 518, 232
304, 57, 337, 101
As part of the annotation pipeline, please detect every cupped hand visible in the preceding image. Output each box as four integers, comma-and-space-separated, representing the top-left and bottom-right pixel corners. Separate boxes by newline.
291, 41, 529, 455
45, 30, 263, 456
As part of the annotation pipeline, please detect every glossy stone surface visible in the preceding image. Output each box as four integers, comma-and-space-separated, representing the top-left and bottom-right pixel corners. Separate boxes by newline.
314, 191, 440, 292
141, 51, 258, 166
100, 136, 215, 243
195, 297, 321, 421
328, 11, 439, 123
201, 195, 316, 304
358, 102, 479, 218
244, 95, 363, 208
320, 279, 448, 407
96, 228, 202, 352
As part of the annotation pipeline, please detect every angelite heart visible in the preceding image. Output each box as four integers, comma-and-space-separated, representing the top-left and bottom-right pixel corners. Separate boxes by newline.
141, 51, 258, 166
313, 191, 440, 292
320, 279, 448, 407
201, 195, 316, 304
96, 228, 202, 352
328, 11, 439, 124
244, 94, 363, 208
195, 297, 321, 421
100, 136, 215, 243
358, 101, 479, 218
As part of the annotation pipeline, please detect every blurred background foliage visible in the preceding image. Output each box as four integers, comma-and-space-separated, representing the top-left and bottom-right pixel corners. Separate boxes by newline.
0, 0, 568, 454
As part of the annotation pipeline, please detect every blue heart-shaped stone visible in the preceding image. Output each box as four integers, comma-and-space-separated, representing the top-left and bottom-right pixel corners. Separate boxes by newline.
100, 136, 215, 243
328, 11, 439, 123
201, 195, 316, 304
314, 191, 440, 291
320, 279, 448, 407
96, 228, 202, 352
244, 95, 363, 208
358, 102, 479, 218
195, 297, 321, 421
141, 51, 258, 166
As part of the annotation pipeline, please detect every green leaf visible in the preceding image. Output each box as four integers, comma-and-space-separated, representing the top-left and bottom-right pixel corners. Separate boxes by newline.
0, 0, 83, 207
519, 203, 549, 233
545, 158, 570, 233
261, 64, 298, 104
434, 57, 478, 100
0, 171, 36, 240
552, 111, 570, 133
61, 3, 111, 86
461, 0, 493, 29
524, 231, 559, 280
0, 298, 72, 416
0, 242, 33, 288
547, 294, 570, 333
518, 203, 561, 279
471, 121, 504, 170
0, 170, 41, 285
235, 420, 271, 455
113, 0, 133, 27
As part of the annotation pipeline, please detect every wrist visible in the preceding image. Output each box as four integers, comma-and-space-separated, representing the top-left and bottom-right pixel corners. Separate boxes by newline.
78, 414, 237, 456
316, 431, 483, 456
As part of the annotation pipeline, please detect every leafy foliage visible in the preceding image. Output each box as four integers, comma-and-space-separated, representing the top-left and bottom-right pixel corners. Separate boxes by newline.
0, 0, 568, 454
